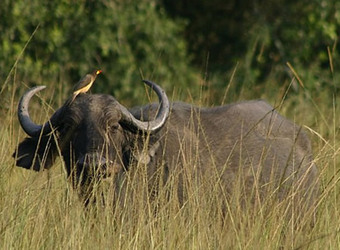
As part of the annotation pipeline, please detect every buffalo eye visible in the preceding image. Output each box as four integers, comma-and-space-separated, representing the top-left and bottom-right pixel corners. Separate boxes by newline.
111, 124, 119, 130
106, 123, 120, 133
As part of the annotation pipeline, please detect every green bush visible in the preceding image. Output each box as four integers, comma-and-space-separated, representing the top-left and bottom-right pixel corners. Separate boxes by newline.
162, 0, 340, 93
0, 0, 198, 104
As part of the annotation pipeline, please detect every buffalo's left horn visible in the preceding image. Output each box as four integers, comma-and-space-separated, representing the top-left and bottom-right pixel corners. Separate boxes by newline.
18, 86, 62, 137
119, 80, 170, 132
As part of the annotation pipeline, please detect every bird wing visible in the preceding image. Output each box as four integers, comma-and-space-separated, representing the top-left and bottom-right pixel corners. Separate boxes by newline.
73, 74, 93, 91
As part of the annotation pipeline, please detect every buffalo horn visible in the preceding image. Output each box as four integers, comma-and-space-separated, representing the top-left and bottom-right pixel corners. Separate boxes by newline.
119, 80, 170, 132
18, 86, 62, 137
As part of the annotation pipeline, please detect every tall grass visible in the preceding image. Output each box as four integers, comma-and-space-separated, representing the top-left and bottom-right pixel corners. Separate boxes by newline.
2, 63, 340, 250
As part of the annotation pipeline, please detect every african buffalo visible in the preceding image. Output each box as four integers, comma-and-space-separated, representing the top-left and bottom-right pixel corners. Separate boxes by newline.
13, 80, 319, 212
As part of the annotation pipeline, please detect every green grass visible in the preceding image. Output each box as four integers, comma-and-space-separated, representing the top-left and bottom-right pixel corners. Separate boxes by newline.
2, 66, 340, 250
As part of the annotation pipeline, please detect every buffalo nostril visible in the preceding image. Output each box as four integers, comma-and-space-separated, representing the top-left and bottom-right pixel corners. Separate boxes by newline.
99, 161, 117, 178
77, 154, 122, 179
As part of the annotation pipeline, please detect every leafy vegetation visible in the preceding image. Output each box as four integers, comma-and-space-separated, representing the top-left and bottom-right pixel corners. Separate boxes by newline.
0, 0, 198, 105
163, 0, 340, 94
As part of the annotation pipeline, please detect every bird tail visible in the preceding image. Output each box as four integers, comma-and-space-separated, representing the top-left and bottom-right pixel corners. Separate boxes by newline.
71, 94, 76, 103
65, 94, 76, 106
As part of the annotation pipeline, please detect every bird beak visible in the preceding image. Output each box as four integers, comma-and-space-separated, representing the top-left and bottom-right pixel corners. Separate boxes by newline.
96, 70, 102, 75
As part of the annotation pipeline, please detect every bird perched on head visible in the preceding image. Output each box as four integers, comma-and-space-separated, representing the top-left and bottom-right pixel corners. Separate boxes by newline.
71, 69, 102, 103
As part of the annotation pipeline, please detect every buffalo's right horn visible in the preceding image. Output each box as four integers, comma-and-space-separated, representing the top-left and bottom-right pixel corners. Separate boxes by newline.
119, 80, 170, 132
18, 86, 62, 137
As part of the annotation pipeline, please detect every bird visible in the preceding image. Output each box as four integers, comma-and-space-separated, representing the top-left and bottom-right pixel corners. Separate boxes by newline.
71, 69, 102, 103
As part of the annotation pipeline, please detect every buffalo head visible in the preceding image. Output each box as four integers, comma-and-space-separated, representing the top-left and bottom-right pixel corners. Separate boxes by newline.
13, 80, 169, 202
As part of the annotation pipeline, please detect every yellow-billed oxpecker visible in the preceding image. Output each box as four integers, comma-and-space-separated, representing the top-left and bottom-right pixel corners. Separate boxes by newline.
71, 69, 102, 102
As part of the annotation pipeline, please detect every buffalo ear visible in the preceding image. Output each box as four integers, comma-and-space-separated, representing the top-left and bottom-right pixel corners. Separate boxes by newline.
13, 135, 58, 171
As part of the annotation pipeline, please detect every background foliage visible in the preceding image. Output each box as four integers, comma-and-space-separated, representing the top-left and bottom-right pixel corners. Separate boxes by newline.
163, 0, 340, 93
0, 0, 197, 105
1, 0, 340, 103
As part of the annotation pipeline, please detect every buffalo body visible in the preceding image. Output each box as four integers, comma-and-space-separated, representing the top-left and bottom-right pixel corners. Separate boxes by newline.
13, 81, 319, 211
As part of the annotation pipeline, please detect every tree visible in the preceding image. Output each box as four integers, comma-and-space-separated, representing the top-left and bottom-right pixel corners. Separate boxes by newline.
1, 0, 198, 104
